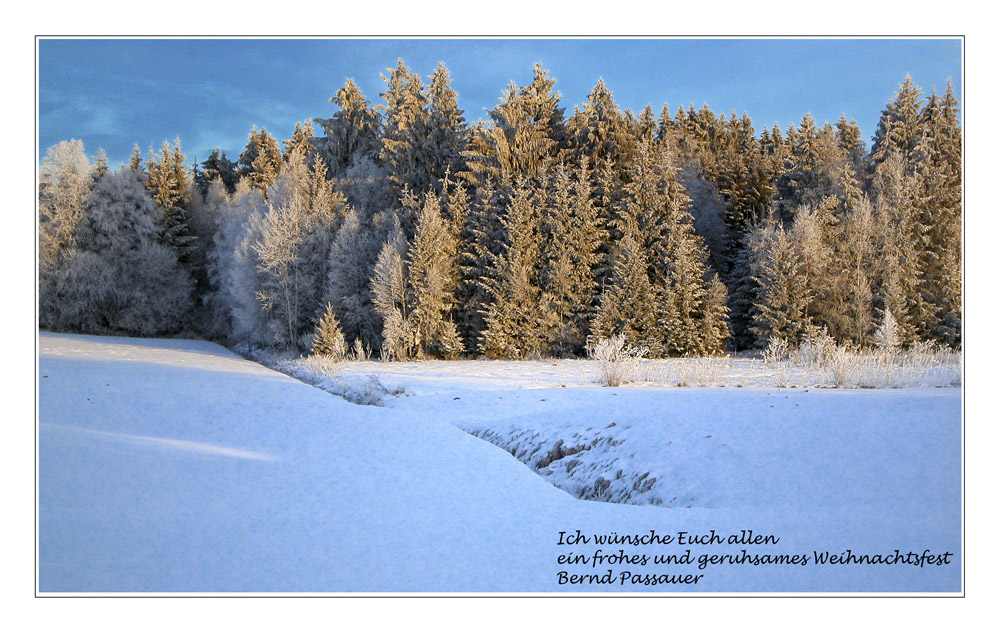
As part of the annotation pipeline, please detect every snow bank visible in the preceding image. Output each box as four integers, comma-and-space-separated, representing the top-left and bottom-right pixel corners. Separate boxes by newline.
38, 332, 961, 593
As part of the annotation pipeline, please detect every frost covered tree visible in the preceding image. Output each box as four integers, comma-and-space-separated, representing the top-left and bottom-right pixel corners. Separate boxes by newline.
197, 148, 238, 194
406, 192, 463, 358
480, 181, 548, 358
870, 152, 921, 347
282, 121, 315, 163
311, 303, 347, 358
871, 75, 924, 165
463, 64, 567, 187
39, 140, 93, 327
325, 208, 384, 351
751, 221, 812, 346
50, 167, 193, 335
912, 82, 962, 347
370, 224, 410, 360
422, 63, 469, 192
454, 179, 506, 353
773, 114, 851, 223
875, 309, 901, 353
569, 79, 636, 175
210, 180, 270, 345
591, 235, 662, 354
539, 162, 603, 356
839, 195, 878, 346
614, 139, 728, 356
250, 153, 345, 349
239, 127, 283, 195
379, 59, 430, 199
313, 79, 382, 177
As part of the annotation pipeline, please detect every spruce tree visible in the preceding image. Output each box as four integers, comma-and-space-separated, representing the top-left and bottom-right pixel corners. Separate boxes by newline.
871, 152, 922, 346
406, 192, 463, 358
422, 62, 469, 192
751, 222, 813, 346
146, 139, 197, 266
283, 121, 315, 162
313, 78, 382, 177
455, 179, 506, 354
239, 127, 283, 195
871, 75, 924, 165
480, 181, 547, 358
912, 82, 962, 346
539, 162, 604, 356
462, 65, 567, 188
616, 139, 728, 356
198, 148, 238, 193
591, 235, 662, 354
312, 303, 348, 358
380, 59, 430, 200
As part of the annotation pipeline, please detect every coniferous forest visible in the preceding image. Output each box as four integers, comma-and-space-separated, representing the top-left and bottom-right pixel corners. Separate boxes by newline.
38, 61, 962, 359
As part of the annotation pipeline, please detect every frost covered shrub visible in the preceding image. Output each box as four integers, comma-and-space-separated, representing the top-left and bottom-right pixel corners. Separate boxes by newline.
271, 357, 404, 406
299, 354, 341, 378
590, 333, 649, 387
795, 328, 837, 367
349, 338, 370, 361
875, 310, 901, 354
762, 337, 790, 363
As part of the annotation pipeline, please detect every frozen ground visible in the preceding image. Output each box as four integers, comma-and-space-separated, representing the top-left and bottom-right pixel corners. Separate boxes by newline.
38, 332, 961, 593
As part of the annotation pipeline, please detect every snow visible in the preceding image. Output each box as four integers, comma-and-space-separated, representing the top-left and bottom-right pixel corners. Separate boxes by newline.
38, 332, 961, 593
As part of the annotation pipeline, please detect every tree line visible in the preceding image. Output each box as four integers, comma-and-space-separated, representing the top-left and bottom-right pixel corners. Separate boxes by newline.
38, 61, 962, 359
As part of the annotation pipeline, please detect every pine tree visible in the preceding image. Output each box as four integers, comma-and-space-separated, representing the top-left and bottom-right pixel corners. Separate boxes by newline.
462, 66, 566, 188
773, 114, 848, 222
146, 139, 197, 265
616, 139, 728, 356
455, 179, 506, 354
421, 62, 469, 192
911, 82, 962, 346
569, 79, 636, 175
128, 144, 144, 172
839, 195, 878, 345
871, 152, 921, 346
871, 75, 924, 165
875, 309, 901, 353
93, 148, 108, 180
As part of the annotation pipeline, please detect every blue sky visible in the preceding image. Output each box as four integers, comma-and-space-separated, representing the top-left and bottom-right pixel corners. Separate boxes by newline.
38, 38, 962, 168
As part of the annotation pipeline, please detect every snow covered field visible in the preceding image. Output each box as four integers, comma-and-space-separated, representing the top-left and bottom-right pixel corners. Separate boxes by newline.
38, 332, 961, 593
